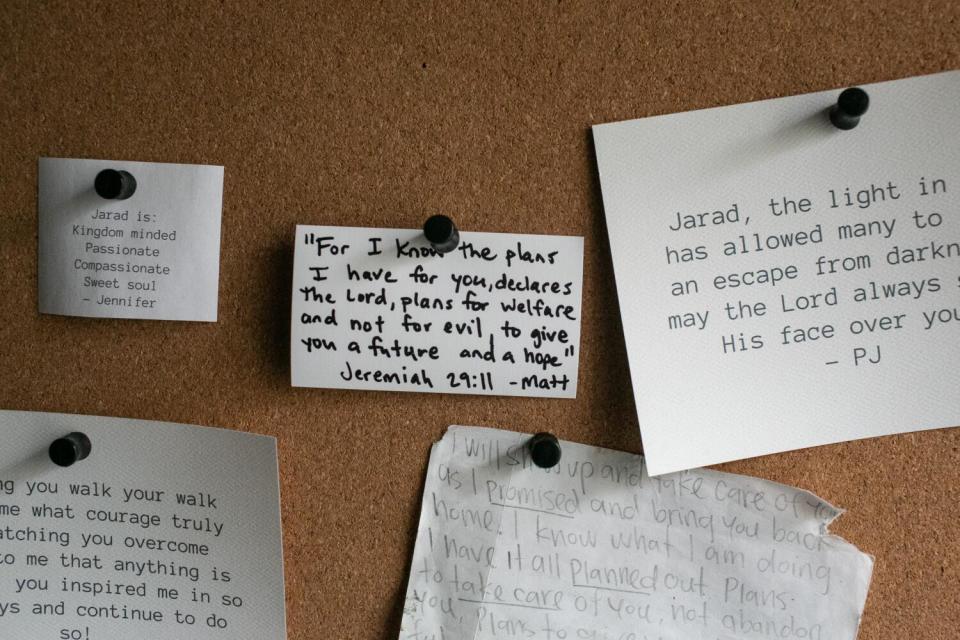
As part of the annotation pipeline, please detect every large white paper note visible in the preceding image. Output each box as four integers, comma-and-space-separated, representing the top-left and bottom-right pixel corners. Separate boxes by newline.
593, 70, 960, 475
38, 158, 224, 322
400, 426, 873, 640
0, 410, 285, 640
291, 225, 584, 397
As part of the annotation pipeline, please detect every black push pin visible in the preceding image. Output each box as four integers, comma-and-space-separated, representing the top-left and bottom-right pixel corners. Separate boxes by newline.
529, 432, 562, 469
829, 88, 869, 130
423, 215, 460, 254
94, 169, 137, 200
49, 432, 92, 467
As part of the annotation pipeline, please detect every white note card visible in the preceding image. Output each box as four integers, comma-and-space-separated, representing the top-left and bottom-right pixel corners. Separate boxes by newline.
400, 426, 873, 640
38, 158, 224, 322
0, 410, 285, 640
593, 70, 960, 475
291, 225, 584, 397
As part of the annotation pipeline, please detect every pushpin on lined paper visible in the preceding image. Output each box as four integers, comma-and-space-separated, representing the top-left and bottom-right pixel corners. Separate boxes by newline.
423, 215, 460, 254
94, 168, 137, 199
829, 87, 869, 130
528, 432, 561, 469
49, 432, 92, 467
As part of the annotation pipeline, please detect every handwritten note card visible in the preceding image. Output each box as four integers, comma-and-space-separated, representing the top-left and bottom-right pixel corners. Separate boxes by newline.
38, 158, 224, 321
0, 410, 285, 640
593, 70, 960, 475
291, 225, 584, 397
401, 426, 873, 639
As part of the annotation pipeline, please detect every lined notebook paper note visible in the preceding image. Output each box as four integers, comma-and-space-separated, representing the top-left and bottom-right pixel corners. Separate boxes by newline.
400, 426, 873, 640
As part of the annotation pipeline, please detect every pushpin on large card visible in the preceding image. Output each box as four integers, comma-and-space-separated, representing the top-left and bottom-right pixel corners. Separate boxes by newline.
593, 70, 960, 475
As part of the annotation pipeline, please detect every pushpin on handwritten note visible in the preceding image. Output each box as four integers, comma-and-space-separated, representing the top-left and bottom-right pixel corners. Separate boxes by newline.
291, 225, 584, 397
400, 426, 873, 640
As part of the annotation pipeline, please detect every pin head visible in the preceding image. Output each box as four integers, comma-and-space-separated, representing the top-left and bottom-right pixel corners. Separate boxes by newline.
94, 169, 137, 200
423, 215, 460, 254
529, 432, 562, 469
49, 432, 92, 467
829, 88, 869, 130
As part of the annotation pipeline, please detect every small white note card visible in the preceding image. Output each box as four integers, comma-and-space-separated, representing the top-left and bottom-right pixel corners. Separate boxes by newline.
593, 70, 960, 475
38, 158, 224, 322
291, 225, 584, 397
0, 409, 285, 640
400, 426, 873, 640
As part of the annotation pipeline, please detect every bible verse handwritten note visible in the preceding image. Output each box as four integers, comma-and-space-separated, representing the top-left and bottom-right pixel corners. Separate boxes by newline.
400, 426, 873, 640
38, 158, 224, 322
291, 225, 584, 397
0, 410, 285, 639
593, 70, 960, 475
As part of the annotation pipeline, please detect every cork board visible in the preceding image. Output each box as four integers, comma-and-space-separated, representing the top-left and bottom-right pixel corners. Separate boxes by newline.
0, 2, 957, 638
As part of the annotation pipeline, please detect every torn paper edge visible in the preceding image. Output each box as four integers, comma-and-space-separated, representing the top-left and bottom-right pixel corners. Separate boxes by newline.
401, 425, 875, 639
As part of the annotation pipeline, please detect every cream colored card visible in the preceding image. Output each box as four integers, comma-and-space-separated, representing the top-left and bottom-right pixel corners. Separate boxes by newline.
594, 70, 960, 475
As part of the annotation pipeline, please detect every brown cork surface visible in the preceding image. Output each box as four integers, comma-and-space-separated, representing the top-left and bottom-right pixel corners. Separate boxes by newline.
0, 1, 957, 637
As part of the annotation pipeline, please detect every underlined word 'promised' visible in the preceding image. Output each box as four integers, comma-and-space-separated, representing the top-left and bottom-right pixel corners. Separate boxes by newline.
290, 225, 584, 398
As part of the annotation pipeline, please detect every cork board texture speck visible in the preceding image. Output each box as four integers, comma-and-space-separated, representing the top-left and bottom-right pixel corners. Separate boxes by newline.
0, 1, 957, 638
